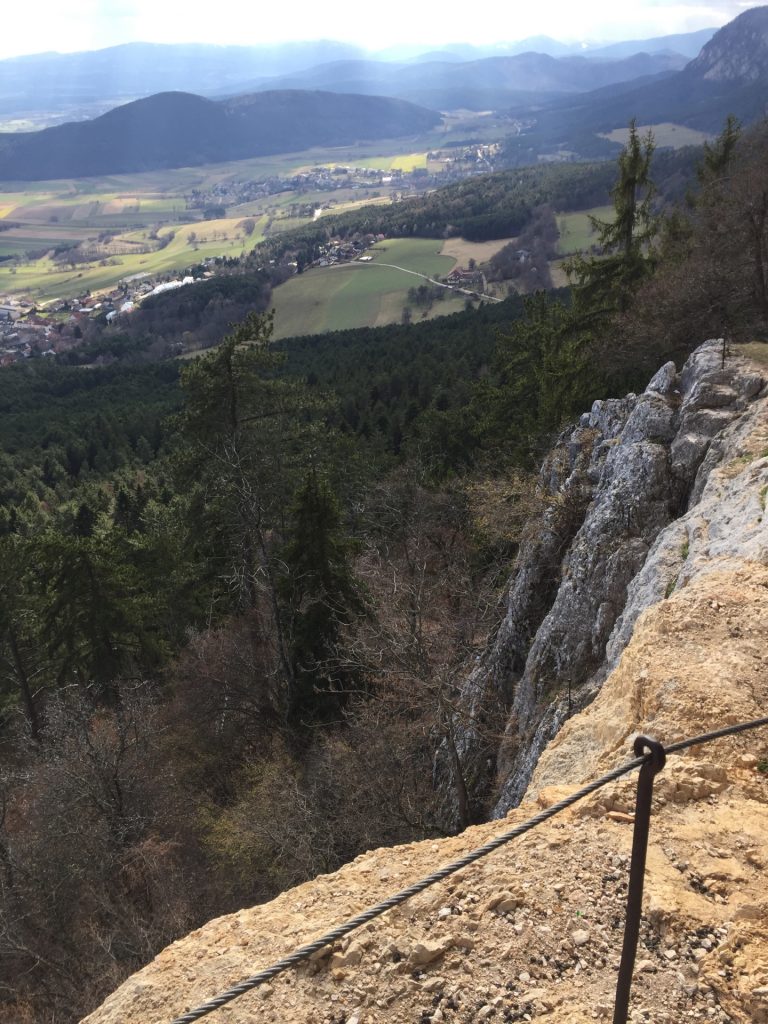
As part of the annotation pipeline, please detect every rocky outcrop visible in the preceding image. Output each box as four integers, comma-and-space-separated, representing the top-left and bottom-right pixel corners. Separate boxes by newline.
685, 5, 768, 82
445, 341, 765, 823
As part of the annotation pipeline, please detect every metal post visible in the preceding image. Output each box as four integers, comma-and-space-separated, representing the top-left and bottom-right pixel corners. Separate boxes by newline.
613, 736, 666, 1024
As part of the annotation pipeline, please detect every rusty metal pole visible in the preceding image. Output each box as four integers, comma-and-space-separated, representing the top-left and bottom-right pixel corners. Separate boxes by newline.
613, 736, 666, 1024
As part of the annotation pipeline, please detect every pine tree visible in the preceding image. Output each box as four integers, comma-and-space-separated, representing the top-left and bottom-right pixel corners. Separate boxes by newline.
280, 470, 363, 722
566, 121, 656, 315
482, 123, 658, 448
39, 530, 164, 694
699, 115, 741, 184
176, 310, 332, 693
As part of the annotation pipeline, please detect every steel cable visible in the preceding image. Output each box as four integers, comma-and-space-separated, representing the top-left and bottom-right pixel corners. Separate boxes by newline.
170, 714, 768, 1024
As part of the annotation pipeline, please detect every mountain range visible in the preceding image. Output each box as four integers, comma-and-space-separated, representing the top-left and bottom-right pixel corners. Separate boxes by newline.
215, 51, 689, 111
518, 4, 768, 151
0, 29, 715, 123
1, 8, 767, 180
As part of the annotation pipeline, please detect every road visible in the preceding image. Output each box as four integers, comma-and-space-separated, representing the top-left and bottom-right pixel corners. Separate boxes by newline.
357, 260, 502, 303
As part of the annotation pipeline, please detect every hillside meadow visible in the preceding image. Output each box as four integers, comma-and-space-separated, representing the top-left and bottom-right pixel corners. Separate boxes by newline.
599, 122, 711, 149
271, 238, 464, 337
555, 204, 615, 255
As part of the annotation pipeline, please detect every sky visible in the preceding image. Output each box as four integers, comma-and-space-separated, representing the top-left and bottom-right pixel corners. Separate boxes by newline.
2, 0, 763, 60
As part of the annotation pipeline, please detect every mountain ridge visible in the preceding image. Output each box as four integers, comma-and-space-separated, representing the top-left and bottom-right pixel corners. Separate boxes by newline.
0, 89, 442, 180
215, 50, 689, 109
505, 6, 768, 158
0, 29, 715, 123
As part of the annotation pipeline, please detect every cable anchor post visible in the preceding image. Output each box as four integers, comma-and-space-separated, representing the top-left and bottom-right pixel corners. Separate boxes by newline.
612, 735, 666, 1024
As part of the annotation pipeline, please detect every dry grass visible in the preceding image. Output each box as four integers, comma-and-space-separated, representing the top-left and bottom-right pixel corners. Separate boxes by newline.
548, 259, 570, 288
734, 341, 768, 367
439, 236, 515, 264
600, 122, 711, 149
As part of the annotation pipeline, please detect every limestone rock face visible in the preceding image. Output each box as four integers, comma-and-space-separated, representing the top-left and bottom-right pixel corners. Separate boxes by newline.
443, 341, 766, 823
82, 342, 768, 1024
685, 6, 768, 82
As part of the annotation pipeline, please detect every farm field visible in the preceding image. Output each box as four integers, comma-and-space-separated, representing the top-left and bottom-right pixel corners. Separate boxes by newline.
350, 152, 429, 172
440, 236, 516, 265
0, 214, 267, 300
0, 165, 402, 301
0, 128, 474, 201
599, 123, 711, 150
271, 238, 461, 338
556, 205, 614, 255
0, 109, 508, 302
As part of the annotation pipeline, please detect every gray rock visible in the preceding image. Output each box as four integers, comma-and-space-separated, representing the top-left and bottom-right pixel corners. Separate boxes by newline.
646, 361, 678, 396
620, 393, 678, 445
436, 338, 765, 825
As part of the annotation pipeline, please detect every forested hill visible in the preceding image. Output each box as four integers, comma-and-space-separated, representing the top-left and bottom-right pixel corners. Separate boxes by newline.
0, 90, 441, 180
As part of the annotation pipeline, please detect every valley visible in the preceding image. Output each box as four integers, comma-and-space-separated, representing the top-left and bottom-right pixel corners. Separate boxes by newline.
0, 116, 611, 346
0, 110, 506, 302
270, 238, 474, 339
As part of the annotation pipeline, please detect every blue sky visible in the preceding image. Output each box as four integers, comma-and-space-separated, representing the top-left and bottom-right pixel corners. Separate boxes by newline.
3, 0, 762, 59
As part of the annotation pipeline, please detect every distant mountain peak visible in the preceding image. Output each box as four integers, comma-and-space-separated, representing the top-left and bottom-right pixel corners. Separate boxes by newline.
686, 5, 768, 82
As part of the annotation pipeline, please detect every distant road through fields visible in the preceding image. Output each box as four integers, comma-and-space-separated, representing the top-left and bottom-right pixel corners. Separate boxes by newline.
357, 260, 502, 303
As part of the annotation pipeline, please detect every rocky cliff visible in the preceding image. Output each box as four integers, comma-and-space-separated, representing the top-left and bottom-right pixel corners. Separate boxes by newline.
445, 340, 765, 824
82, 341, 768, 1024
685, 6, 768, 82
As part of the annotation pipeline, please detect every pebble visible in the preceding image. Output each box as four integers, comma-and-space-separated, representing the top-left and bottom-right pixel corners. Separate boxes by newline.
409, 941, 451, 966
636, 960, 657, 974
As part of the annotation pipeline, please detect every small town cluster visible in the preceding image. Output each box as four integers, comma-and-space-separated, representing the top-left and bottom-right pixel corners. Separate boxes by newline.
0, 273, 210, 364
186, 143, 504, 212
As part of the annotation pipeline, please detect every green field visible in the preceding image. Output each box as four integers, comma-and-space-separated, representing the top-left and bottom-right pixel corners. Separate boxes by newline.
346, 152, 429, 172
0, 214, 267, 300
556, 205, 615, 255
0, 167, 395, 301
271, 238, 461, 338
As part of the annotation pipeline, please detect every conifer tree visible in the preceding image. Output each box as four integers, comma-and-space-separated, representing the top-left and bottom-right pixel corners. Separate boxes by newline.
176, 310, 332, 693
566, 120, 656, 315
280, 470, 363, 721
483, 123, 659, 448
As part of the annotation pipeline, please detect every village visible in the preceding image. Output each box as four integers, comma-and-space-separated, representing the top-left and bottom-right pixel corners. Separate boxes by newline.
0, 273, 213, 364
184, 142, 505, 214
0, 224, 508, 364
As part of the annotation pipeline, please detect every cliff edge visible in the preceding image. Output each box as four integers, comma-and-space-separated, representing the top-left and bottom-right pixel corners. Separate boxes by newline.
82, 342, 768, 1024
